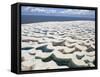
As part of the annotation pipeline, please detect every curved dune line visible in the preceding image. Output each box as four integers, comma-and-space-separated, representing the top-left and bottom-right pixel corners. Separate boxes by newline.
65, 42, 75, 48
58, 47, 75, 54
82, 55, 95, 62
32, 59, 69, 70
36, 44, 54, 52
65, 37, 77, 44
35, 50, 52, 59
52, 40, 66, 46
75, 43, 87, 51
86, 46, 95, 52
36, 50, 89, 68
81, 50, 95, 57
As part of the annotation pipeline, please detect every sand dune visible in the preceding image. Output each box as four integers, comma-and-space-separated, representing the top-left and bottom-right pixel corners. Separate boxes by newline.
21, 21, 95, 71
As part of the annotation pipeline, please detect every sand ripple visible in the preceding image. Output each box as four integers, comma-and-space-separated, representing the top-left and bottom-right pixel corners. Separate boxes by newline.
21, 21, 95, 71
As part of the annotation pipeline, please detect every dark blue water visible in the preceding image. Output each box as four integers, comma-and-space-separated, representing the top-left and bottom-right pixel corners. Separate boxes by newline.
21, 15, 95, 24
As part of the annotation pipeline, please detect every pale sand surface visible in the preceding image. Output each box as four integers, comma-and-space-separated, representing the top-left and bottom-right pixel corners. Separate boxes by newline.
21, 21, 95, 71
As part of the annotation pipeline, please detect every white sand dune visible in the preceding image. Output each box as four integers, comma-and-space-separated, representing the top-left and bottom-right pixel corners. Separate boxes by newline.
21, 21, 95, 71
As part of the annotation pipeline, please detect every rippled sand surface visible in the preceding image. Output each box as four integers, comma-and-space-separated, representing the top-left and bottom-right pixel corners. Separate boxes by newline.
21, 21, 95, 71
